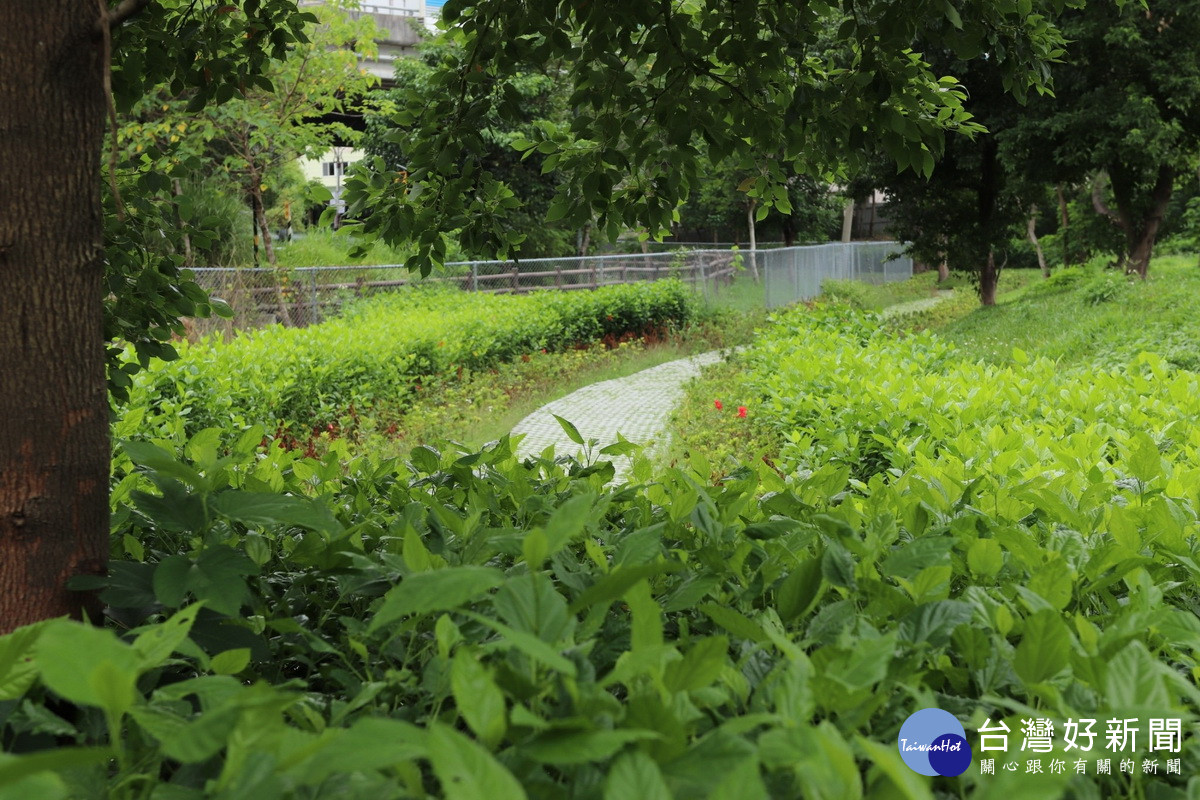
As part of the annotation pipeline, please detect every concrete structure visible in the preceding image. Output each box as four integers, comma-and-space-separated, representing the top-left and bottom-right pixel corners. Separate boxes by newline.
299, 1, 427, 85
298, 146, 365, 202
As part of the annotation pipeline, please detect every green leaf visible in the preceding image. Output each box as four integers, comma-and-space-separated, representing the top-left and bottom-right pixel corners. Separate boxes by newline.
821, 542, 857, 589
524, 729, 660, 765
0, 623, 46, 701
460, 611, 578, 676
966, 539, 1004, 579
427, 723, 528, 800
36, 621, 141, 716
663, 636, 728, 693
897, 601, 973, 648
0, 749, 112, 792
451, 650, 507, 748
552, 414, 585, 445
129, 703, 242, 764
603, 751, 672, 800
698, 604, 767, 643
855, 737, 933, 800
210, 648, 251, 675
1014, 609, 1071, 684
369, 567, 505, 633
568, 562, 682, 614
210, 490, 340, 535
132, 603, 203, 668
777, 559, 823, 623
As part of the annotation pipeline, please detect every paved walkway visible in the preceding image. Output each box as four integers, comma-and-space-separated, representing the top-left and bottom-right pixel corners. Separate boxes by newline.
880, 289, 955, 318
512, 350, 728, 475
511, 291, 954, 476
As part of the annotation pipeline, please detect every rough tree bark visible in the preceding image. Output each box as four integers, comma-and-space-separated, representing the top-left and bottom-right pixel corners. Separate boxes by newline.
979, 248, 1000, 306
1093, 166, 1176, 278
0, 3, 111, 633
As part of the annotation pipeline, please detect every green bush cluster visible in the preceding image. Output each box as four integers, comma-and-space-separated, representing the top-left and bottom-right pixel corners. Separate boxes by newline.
125, 281, 696, 439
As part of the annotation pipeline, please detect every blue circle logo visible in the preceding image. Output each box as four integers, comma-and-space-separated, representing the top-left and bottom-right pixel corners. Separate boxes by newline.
897, 708, 972, 776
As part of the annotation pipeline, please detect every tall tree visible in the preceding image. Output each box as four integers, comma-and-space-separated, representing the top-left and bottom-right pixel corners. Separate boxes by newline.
1010, 0, 1200, 277
345, 0, 1073, 271
360, 38, 576, 258
859, 49, 1034, 305
0, 0, 311, 633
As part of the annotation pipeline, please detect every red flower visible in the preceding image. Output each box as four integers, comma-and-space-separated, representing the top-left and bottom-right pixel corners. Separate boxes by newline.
714, 400, 723, 410
737, 406, 747, 418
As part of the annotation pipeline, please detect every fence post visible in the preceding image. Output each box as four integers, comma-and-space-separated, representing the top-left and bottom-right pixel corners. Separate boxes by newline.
471, 263, 478, 292
590, 258, 597, 288
511, 264, 519, 293
309, 270, 319, 326
556, 263, 562, 288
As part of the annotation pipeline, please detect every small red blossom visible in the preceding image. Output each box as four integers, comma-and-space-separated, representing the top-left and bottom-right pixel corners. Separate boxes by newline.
737, 406, 747, 418
714, 400, 723, 410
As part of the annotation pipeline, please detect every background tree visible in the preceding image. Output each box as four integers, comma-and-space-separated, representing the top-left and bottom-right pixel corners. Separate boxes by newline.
360, 39, 576, 258
345, 0, 1072, 271
1009, 0, 1200, 276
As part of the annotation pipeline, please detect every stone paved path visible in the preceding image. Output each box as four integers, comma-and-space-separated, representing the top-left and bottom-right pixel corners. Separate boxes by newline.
880, 289, 955, 319
511, 290, 954, 476
512, 350, 728, 474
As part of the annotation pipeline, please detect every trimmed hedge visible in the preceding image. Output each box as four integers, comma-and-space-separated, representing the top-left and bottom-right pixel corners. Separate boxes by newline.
125, 280, 697, 437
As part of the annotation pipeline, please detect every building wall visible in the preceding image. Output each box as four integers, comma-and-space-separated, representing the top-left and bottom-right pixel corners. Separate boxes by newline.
299, 146, 365, 198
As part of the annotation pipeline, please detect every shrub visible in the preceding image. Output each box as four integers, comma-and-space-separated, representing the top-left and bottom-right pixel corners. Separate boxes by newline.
125, 281, 698, 440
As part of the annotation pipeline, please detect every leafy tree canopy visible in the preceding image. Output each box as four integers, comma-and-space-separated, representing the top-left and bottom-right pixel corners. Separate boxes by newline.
361, 39, 578, 257
344, 0, 1075, 273
1004, 0, 1200, 274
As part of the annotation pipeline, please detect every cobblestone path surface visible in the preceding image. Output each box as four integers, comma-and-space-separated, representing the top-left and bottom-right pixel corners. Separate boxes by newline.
511, 291, 951, 475
879, 289, 955, 318
512, 350, 728, 472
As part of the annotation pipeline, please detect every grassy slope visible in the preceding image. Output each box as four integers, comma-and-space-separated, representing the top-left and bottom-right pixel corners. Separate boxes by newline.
940, 255, 1200, 369
665, 256, 1200, 469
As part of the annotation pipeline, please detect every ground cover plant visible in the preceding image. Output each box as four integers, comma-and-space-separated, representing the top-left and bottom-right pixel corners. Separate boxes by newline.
939, 255, 1200, 370
124, 280, 698, 449
7, 290, 1200, 796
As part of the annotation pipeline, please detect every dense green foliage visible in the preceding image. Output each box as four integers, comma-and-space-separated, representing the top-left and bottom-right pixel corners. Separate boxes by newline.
345, 0, 1071, 269
361, 40, 576, 259
8, 284, 1200, 797
124, 282, 696, 443
1008, 0, 1200, 275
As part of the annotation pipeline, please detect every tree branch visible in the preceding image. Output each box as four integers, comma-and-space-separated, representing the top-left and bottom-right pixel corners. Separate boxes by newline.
1091, 172, 1122, 227
97, 0, 150, 32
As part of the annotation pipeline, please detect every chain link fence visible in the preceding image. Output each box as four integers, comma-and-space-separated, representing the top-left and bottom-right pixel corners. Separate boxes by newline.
188, 250, 740, 335
760, 241, 912, 308
187, 242, 911, 336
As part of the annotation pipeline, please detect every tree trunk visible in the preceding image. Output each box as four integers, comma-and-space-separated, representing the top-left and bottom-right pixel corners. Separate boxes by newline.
1056, 183, 1070, 267
937, 235, 950, 282
0, 3, 110, 633
1125, 165, 1174, 278
1027, 205, 1049, 277
251, 184, 293, 327
979, 248, 999, 306
1096, 165, 1174, 278
747, 198, 759, 282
